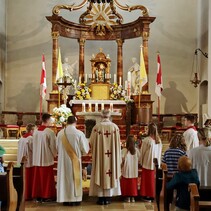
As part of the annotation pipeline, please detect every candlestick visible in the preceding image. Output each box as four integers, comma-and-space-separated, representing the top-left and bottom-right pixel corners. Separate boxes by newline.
110, 103, 113, 112
95, 103, 98, 112
88, 103, 92, 112
127, 71, 131, 83
119, 77, 122, 86
125, 81, 128, 91
114, 74, 117, 84
84, 74, 88, 83
82, 103, 86, 112
101, 103, 104, 111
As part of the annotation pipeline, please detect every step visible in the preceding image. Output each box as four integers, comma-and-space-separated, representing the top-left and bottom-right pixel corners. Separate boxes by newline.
4, 147, 18, 154
4, 154, 17, 162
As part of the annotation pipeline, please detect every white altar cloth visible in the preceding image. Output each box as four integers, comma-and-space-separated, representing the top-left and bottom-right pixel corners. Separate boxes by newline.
76, 111, 121, 124
69, 99, 126, 106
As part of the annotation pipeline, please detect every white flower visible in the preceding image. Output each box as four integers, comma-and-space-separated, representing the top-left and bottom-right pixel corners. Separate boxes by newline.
59, 116, 65, 123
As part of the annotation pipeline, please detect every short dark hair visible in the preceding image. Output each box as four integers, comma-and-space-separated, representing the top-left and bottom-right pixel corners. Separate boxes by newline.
67, 115, 77, 124
42, 113, 51, 123
184, 114, 195, 123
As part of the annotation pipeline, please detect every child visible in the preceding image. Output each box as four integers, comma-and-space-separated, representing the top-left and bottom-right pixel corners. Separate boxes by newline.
17, 123, 35, 200
121, 135, 140, 203
183, 114, 199, 151
139, 122, 162, 201
167, 156, 200, 211
0, 145, 6, 173
162, 134, 187, 176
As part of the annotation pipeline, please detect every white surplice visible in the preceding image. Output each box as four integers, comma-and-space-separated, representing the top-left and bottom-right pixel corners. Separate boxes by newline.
121, 148, 140, 178
89, 119, 122, 197
188, 145, 211, 186
56, 125, 89, 202
139, 136, 162, 170
183, 128, 199, 151
33, 127, 57, 166
17, 135, 33, 167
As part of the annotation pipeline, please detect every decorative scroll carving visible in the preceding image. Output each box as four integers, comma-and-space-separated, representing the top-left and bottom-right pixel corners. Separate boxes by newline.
113, 0, 149, 17
52, 0, 88, 15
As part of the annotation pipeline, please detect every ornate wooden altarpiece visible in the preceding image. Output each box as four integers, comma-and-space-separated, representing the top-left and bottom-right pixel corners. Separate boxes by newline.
46, 0, 155, 125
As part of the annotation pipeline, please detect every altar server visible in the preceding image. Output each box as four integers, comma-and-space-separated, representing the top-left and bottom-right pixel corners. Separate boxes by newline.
139, 122, 162, 201
17, 123, 35, 200
183, 114, 199, 151
121, 135, 140, 203
32, 113, 57, 201
57, 115, 89, 206
188, 128, 211, 186
0, 145, 6, 173
89, 109, 122, 205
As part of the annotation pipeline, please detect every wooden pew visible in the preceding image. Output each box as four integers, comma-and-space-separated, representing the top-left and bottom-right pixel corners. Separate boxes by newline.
153, 158, 163, 211
0, 162, 18, 211
189, 183, 211, 211
13, 157, 26, 211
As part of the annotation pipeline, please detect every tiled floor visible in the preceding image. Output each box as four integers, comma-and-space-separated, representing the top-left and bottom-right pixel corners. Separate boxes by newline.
25, 200, 154, 211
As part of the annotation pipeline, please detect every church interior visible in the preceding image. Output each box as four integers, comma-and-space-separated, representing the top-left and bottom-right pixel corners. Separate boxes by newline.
0, 0, 211, 210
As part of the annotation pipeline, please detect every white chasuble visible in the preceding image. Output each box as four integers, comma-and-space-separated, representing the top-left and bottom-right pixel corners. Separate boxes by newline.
89, 119, 122, 197
56, 125, 89, 202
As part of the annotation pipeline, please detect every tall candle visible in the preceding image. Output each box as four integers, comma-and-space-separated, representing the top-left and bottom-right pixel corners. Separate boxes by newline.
89, 103, 92, 112
101, 103, 104, 111
95, 103, 98, 112
82, 103, 86, 112
114, 74, 117, 84
119, 77, 122, 86
84, 74, 88, 83
110, 103, 113, 112
127, 71, 131, 83
125, 80, 128, 91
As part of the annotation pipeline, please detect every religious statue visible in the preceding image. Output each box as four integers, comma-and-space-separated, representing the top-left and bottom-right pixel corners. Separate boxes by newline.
62, 57, 78, 77
96, 63, 105, 82
128, 57, 140, 95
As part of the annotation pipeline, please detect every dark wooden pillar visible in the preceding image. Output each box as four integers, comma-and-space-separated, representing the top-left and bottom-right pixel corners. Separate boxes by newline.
78, 38, 86, 82
52, 31, 59, 91
116, 39, 124, 84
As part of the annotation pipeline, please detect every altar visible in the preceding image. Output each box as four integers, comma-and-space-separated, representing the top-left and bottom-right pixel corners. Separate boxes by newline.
69, 100, 127, 125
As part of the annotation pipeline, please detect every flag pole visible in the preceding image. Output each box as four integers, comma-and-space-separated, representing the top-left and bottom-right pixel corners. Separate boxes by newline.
158, 96, 160, 123
40, 96, 42, 121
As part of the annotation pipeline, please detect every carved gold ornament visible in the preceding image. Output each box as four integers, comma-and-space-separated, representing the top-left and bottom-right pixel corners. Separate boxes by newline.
80, 3, 122, 36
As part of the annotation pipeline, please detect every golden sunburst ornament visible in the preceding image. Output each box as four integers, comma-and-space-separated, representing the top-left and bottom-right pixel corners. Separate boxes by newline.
81, 4, 120, 36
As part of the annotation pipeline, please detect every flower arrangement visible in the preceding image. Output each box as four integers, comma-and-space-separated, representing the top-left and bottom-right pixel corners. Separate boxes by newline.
110, 83, 126, 100
52, 104, 72, 125
74, 83, 91, 100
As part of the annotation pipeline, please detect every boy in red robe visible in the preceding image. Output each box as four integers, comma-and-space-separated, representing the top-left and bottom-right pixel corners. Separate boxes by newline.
32, 114, 57, 202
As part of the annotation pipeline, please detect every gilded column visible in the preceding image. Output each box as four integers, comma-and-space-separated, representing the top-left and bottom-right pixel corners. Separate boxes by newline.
52, 31, 60, 91
142, 25, 150, 92
116, 39, 124, 84
78, 38, 86, 82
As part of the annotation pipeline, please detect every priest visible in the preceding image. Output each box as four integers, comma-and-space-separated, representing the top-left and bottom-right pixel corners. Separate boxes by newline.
89, 109, 122, 205
56, 115, 89, 206
32, 113, 57, 202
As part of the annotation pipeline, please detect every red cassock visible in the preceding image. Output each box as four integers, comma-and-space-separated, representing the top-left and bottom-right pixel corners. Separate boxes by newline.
25, 166, 34, 200
31, 126, 56, 199
140, 168, 155, 198
120, 177, 138, 196
32, 166, 56, 199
